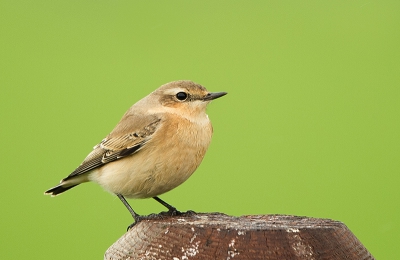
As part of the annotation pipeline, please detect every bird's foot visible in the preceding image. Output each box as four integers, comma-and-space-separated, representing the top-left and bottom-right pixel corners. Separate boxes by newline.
167, 207, 181, 216
127, 222, 137, 231
126, 210, 198, 231
161, 209, 197, 217
126, 214, 145, 231
126, 212, 170, 231
183, 210, 197, 216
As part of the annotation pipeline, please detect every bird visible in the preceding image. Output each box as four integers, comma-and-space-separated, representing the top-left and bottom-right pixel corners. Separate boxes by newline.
44, 80, 227, 227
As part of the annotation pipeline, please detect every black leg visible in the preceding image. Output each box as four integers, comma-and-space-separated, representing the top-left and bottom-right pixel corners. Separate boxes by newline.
153, 196, 180, 214
117, 194, 142, 228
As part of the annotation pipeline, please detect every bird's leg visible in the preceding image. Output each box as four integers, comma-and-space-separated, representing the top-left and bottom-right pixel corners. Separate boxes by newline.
117, 194, 142, 230
153, 196, 181, 215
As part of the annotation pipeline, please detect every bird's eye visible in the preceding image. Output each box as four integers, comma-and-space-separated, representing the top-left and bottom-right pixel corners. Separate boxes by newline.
176, 92, 188, 101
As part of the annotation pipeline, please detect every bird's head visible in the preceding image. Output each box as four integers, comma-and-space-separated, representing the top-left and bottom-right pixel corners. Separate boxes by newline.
150, 80, 227, 119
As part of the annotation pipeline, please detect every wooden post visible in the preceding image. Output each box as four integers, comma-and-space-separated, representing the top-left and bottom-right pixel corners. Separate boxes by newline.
105, 212, 374, 260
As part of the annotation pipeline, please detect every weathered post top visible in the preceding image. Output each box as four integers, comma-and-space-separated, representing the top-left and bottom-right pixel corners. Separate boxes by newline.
105, 213, 374, 260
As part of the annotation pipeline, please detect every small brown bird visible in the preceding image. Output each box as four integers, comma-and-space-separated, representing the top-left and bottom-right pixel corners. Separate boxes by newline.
45, 80, 226, 226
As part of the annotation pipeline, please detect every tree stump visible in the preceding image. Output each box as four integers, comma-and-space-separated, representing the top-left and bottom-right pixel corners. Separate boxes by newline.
105, 212, 374, 260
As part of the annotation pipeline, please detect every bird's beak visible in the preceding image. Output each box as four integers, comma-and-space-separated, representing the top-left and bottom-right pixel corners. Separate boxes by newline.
203, 92, 227, 101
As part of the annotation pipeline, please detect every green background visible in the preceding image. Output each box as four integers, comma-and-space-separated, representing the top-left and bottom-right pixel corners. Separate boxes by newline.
1, 1, 399, 259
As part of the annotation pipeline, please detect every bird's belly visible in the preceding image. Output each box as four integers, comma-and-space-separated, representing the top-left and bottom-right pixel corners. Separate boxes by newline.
89, 125, 211, 198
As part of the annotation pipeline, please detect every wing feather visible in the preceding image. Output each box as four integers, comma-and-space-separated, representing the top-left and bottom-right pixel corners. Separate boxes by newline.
63, 116, 161, 181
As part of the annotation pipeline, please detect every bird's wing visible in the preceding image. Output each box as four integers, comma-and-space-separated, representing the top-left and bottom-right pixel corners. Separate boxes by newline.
63, 115, 161, 181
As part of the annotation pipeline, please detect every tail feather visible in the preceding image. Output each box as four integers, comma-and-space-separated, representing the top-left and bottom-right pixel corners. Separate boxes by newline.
44, 184, 78, 196
44, 173, 90, 196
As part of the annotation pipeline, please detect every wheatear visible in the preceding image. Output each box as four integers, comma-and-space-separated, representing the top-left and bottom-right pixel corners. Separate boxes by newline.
45, 80, 226, 226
